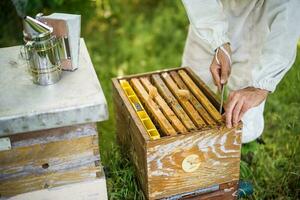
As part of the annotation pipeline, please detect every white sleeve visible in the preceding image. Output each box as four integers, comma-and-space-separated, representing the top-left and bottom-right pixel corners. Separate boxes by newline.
252, 0, 300, 92
182, 0, 230, 51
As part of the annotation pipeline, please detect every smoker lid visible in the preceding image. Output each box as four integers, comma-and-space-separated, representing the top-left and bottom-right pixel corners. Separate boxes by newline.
23, 16, 53, 40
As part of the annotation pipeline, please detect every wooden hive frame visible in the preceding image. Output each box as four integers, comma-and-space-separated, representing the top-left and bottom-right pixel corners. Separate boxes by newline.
112, 67, 242, 200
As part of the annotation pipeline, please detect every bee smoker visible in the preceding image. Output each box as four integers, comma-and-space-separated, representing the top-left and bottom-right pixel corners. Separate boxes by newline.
23, 16, 62, 85
23, 13, 81, 86
37, 13, 81, 71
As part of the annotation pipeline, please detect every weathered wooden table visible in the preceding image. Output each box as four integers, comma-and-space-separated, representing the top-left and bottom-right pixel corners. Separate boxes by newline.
0, 39, 109, 199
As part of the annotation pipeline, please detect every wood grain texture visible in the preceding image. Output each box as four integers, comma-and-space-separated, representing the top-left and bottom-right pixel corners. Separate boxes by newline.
130, 78, 176, 136
169, 71, 216, 125
183, 190, 236, 200
161, 72, 206, 128
10, 177, 108, 200
115, 105, 149, 196
1, 150, 100, 181
147, 127, 241, 199
140, 77, 187, 133
0, 164, 101, 197
181, 181, 238, 200
0, 134, 98, 172
178, 70, 222, 122
184, 67, 221, 113
113, 67, 242, 200
116, 67, 220, 112
116, 67, 182, 80
0, 123, 102, 198
9, 123, 97, 148
152, 74, 196, 131
113, 78, 149, 195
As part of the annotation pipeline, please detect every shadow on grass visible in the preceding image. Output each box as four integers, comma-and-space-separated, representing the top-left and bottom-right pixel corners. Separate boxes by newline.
103, 145, 145, 200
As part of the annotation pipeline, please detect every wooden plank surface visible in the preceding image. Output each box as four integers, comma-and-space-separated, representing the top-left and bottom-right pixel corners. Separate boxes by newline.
161, 72, 206, 128
170, 71, 216, 125
116, 67, 182, 80
0, 164, 101, 197
140, 77, 187, 133
1, 151, 100, 181
116, 67, 220, 111
9, 123, 97, 148
178, 70, 222, 122
9, 177, 108, 200
147, 127, 241, 199
184, 67, 221, 110
151, 74, 196, 131
0, 134, 98, 172
113, 80, 149, 196
130, 78, 177, 136
0, 123, 101, 198
181, 181, 238, 200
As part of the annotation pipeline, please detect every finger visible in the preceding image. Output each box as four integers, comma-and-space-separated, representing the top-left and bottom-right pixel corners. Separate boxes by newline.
210, 64, 222, 91
220, 58, 230, 84
232, 99, 244, 127
227, 91, 235, 102
220, 113, 226, 121
238, 104, 250, 122
225, 95, 239, 128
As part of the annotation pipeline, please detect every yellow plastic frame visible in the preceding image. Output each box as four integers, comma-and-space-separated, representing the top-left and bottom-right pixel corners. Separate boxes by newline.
119, 79, 160, 140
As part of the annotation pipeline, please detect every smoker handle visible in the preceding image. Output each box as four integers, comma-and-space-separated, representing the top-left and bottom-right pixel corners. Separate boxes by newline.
57, 37, 71, 60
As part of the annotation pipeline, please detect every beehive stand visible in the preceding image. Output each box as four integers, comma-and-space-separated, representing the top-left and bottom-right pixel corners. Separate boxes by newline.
0, 39, 109, 199
113, 67, 242, 200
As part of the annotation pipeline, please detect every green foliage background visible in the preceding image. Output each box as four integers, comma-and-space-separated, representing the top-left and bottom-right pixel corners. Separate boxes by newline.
1, 0, 299, 199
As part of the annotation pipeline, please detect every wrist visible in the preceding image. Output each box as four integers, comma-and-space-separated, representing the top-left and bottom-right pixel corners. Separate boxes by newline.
214, 43, 232, 67
215, 42, 231, 53
222, 43, 231, 55
248, 87, 269, 97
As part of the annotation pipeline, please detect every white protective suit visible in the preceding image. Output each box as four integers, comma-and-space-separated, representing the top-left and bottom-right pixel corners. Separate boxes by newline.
181, 0, 300, 143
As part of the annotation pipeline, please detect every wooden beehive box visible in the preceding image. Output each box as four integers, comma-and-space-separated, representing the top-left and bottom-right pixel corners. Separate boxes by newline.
0, 123, 103, 198
112, 67, 242, 200
0, 40, 108, 199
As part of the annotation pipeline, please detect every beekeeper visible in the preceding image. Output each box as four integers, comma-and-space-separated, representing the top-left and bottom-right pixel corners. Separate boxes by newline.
181, 0, 300, 143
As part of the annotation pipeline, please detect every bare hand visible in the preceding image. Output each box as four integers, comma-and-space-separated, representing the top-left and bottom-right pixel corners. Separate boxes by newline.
210, 43, 231, 91
224, 87, 269, 128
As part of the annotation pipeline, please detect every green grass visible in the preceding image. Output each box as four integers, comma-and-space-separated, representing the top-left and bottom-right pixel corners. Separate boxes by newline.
239, 49, 300, 199
1, 0, 299, 199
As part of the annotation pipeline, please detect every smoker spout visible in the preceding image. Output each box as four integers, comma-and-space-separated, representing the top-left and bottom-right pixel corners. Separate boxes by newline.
23, 16, 53, 39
